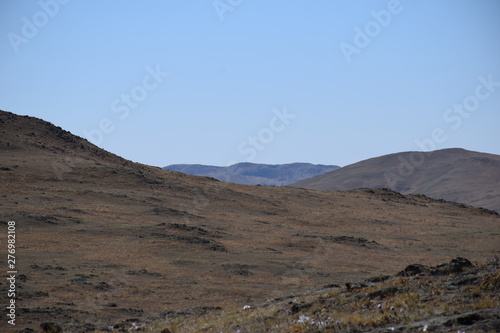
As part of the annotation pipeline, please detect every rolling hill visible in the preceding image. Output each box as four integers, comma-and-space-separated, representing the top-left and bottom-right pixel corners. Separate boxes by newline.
163, 162, 339, 186
292, 149, 500, 213
0, 110, 498, 332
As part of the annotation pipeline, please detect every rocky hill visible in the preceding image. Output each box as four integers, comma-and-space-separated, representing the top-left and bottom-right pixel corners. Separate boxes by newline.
0, 110, 498, 332
292, 148, 500, 213
163, 162, 339, 186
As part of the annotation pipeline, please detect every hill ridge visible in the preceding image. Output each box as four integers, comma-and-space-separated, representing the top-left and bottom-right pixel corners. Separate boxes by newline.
292, 148, 500, 213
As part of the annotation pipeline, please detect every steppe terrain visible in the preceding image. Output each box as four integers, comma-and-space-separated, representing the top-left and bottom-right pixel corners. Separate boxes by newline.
0, 110, 499, 332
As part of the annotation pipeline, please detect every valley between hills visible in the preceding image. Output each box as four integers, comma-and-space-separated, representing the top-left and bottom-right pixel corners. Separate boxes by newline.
0, 110, 499, 332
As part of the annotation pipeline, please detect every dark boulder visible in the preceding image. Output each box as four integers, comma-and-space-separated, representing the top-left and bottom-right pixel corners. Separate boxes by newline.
40, 322, 62, 333
398, 263, 430, 277
433, 257, 473, 275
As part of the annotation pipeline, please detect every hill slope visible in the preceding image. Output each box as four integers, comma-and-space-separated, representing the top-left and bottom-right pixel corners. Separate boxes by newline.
163, 162, 339, 186
292, 149, 500, 213
0, 110, 499, 331
150, 258, 500, 332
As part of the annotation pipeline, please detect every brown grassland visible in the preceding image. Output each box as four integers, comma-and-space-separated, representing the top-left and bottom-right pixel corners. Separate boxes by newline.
0, 110, 498, 332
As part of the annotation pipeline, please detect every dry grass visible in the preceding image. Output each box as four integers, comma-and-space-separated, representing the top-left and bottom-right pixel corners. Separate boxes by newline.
147, 260, 499, 333
0, 111, 499, 331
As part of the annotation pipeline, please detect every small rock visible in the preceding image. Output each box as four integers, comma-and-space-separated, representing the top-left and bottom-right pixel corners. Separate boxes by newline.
345, 282, 368, 291
323, 283, 341, 288
398, 263, 430, 277
291, 301, 313, 314
297, 314, 310, 323
40, 322, 62, 333
368, 286, 399, 299
446, 257, 473, 273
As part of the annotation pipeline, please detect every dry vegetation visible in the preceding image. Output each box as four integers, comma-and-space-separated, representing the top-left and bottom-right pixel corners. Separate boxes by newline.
49, 258, 498, 332
141, 258, 500, 333
0, 110, 499, 332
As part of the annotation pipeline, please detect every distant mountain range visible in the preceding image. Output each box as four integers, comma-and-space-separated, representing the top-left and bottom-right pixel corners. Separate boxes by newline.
292, 148, 500, 213
163, 162, 340, 186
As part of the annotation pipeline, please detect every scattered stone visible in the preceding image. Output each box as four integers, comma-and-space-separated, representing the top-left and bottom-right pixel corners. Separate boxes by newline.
95, 281, 113, 291
451, 274, 478, 286
345, 282, 368, 291
297, 314, 310, 323
434, 257, 473, 275
55, 302, 75, 306
445, 311, 483, 326
167, 223, 210, 235
323, 283, 341, 289
368, 286, 399, 300
40, 322, 62, 333
398, 263, 430, 277
291, 301, 314, 314
366, 275, 391, 283
127, 269, 162, 277
296, 234, 381, 247
398, 258, 474, 277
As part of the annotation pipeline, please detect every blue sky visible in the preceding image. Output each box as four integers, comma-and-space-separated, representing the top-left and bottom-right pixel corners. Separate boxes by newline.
1, 0, 499, 167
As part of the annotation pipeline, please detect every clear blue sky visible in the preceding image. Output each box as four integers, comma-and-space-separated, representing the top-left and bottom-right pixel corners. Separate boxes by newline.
1, 0, 499, 167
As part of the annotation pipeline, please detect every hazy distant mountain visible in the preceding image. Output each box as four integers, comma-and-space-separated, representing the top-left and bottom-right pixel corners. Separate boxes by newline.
163, 162, 340, 186
292, 148, 500, 213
